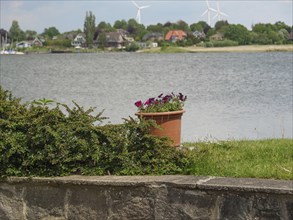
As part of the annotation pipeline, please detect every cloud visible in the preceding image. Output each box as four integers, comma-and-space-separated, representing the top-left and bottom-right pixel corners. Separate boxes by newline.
279, 0, 292, 3
1, 1, 292, 33
8, 0, 24, 9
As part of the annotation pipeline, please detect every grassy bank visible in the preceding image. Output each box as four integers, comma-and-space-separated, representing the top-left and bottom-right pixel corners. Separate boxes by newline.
183, 139, 293, 180
141, 44, 293, 53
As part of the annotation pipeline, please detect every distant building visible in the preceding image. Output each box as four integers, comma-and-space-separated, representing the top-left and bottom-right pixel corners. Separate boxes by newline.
288, 32, 293, 41
209, 32, 224, 41
165, 30, 187, 42
136, 42, 148, 49
31, 37, 43, 47
16, 41, 31, 48
71, 33, 86, 48
193, 31, 206, 39
0, 29, 9, 47
105, 32, 125, 49
95, 30, 135, 49
143, 32, 164, 42
151, 42, 158, 48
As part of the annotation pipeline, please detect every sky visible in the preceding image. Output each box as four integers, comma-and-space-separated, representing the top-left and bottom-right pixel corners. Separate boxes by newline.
1, 0, 292, 33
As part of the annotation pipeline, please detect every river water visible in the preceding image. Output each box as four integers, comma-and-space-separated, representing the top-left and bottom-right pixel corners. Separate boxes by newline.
1, 52, 292, 141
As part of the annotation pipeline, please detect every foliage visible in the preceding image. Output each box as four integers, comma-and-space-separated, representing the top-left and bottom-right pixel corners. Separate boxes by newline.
97, 21, 115, 32
147, 23, 164, 33
42, 27, 60, 39
0, 87, 189, 177
114, 19, 128, 30
84, 11, 96, 48
176, 20, 190, 32
125, 42, 139, 52
4, 17, 292, 51
159, 46, 186, 53
8, 20, 25, 42
223, 24, 250, 45
250, 22, 291, 45
45, 38, 72, 48
97, 32, 107, 49
207, 40, 239, 47
135, 93, 187, 113
190, 21, 208, 32
214, 20, 229, 31
24, 30, 37, 40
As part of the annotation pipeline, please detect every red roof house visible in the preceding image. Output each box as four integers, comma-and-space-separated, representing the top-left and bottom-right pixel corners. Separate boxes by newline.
165, 30, 187, 42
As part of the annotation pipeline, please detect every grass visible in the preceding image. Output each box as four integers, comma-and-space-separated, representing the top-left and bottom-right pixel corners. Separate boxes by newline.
141, 46, 186, 53
140, 44, 293, 53
183, 139, 293, 180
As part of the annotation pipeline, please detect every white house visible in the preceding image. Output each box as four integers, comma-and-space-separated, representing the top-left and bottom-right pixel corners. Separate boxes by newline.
16, 41, 31, 48
71, 33, 86, 47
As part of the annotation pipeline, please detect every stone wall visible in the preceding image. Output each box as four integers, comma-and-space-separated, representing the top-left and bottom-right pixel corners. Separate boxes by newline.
0, 176, 292, 220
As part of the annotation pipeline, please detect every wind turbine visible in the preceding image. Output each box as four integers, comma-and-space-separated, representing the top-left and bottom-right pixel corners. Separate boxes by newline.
213, 1, 228, 21
201, 0, 217, 26
131, 1, 150, 24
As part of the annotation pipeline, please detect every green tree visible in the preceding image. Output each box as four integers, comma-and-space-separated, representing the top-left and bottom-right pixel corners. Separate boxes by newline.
8, 20, 25, 42
113, 19, 128, 30
147, 23, 164, 33
278, 28, 289, 43
24, 30, 37, 40
223, 24, 250, 45
42, 27, 60, 39
250, 32, 271, 45
190, 21, 208, 32
84, 11, 96, 48
97, 32, 107, 49
97, 21, 114, 32
176, 20, 190, 32
127, 19, 146, 40
214, 20, 229, 32
274, 21, 291, 32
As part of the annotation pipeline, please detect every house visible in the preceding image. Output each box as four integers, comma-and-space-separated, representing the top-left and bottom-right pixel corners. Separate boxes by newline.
209, 33, 224, 41
116, 29, 129, 37
193, 31, 206, 39
105, 32, 125, 48
288, 32, 293, 41
71, 33, 86, 48
136, 42, 148, 49
95, 30, 135, 49
16, 41, 31, 48
151, 42, 158, 48
143, 32, 164, 42
31, 37, 43, 47
165, 30, 187, 42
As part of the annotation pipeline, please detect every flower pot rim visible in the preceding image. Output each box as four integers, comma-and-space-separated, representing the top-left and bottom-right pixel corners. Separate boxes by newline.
135, 109, 185, 116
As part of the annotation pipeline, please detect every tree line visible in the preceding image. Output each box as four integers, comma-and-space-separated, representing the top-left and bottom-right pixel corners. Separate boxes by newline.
2, 11, 292, 49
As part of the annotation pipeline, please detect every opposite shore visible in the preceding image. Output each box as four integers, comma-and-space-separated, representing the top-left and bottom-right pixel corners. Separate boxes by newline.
5, 44, 293, 55
140, 44, 293, 53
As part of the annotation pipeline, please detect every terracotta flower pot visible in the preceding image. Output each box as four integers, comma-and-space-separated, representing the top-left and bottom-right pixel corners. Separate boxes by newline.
135, 110, 185, 147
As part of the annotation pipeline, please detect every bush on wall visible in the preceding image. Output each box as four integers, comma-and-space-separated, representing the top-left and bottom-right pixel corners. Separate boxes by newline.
0, 87, 190, 177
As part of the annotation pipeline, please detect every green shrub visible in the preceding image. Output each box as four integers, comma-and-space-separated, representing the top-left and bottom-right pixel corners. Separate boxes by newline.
125, 43, 139, 52
211, 40, 239, 47
204, 42, 214, 47
197, 40, 239, 48
0, 87, 189, 177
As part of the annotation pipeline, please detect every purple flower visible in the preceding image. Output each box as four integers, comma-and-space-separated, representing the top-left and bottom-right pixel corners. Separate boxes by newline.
162, 95, 172, 103
135, 92, 187, 112
145, 97, 155, 106
135, 100, 143, 108
178, 93, 187, 101
178, 93, 184, 101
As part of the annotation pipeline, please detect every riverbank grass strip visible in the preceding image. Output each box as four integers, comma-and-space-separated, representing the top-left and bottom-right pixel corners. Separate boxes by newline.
183, 139, 293, 180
